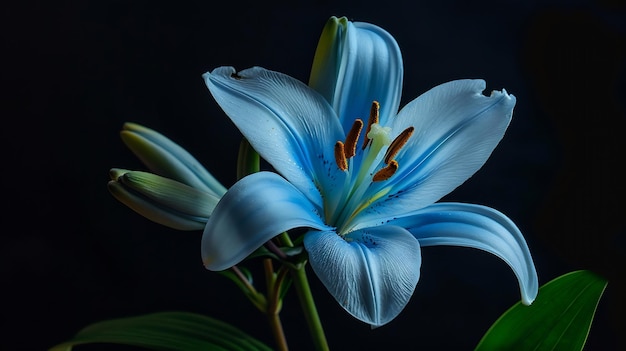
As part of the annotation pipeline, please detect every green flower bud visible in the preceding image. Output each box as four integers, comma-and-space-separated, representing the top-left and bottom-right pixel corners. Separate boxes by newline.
120, 123, 227, 197
108, 169, 219, 230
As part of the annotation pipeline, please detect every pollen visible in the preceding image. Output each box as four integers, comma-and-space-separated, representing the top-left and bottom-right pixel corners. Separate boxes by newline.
372, 160, 398, 181
334, 141, 348, 171
362, 101, 380, 150
344, 119, 363, 158
384, 126, 414, 164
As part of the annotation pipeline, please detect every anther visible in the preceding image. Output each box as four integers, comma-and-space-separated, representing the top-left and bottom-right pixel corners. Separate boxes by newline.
362, 101, 380, 150
372, 160, 398, 181
334, 141, 348, 171
384, 126, 414, 164
344, 119, 363, 159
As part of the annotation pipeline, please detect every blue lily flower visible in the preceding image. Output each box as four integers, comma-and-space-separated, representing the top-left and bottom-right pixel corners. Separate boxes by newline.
201, 17, 538, 327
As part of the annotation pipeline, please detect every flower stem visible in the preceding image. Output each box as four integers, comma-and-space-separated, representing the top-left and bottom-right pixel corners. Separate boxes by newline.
264, 259, 289, 351
291, 265, 329, 351
267, 311, 288, 351
230, 265, 257, 295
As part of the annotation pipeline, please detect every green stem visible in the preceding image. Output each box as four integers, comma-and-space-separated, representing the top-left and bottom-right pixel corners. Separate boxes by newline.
264, 259, 289, 351
230, 265, 257, 296
277, 232, 294, 247
237, 137, 259, 179
291, 265, 329, 351
226, 266, 267, 313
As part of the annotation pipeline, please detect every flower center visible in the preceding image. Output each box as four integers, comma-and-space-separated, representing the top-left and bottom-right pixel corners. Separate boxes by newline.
334, 101, 413, 182
329, 101, 414, 233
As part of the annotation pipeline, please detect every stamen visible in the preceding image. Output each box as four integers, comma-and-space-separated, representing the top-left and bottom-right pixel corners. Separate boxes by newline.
362, 101, 380, 150
344, 119, 363, 159
372, 160, 398, 181
334, 141, 348, 171
384, 126, 414, 164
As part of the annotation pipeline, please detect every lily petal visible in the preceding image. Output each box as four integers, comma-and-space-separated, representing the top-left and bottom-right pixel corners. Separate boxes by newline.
121, 122, 227, 196
385, 202, 538, 305
203, 67, 346, 209
310, 17, 403, 132
308, 16, 348, 104
304, 225, 421, 326
358, 79, 515, 223
108, 169, 215, 230
202, 172, 330, 271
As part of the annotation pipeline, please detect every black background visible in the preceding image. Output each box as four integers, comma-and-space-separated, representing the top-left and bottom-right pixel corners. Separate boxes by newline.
3, 0, 625, 350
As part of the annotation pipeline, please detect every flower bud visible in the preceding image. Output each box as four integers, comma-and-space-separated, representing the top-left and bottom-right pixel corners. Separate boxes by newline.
120, 123, 227, 197
108, 169, 219, 230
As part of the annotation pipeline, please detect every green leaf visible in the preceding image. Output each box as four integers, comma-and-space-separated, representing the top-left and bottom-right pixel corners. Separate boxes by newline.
50, 311, 273, 351
475, 270, 608, 351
